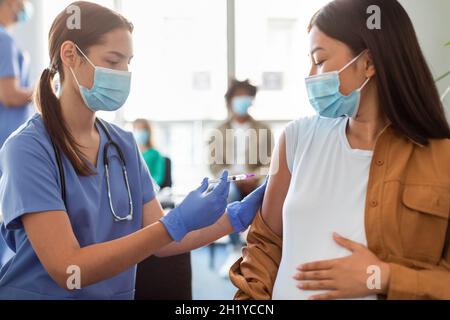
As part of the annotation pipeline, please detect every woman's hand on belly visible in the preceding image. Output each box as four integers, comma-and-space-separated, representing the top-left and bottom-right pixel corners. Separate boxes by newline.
293, 233, 391, 300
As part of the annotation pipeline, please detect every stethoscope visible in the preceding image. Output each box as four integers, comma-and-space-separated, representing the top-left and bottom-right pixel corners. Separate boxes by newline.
52, 118, 134, 222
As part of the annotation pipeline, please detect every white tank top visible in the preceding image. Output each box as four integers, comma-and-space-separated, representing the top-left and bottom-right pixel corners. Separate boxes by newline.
272, 116, 377, 300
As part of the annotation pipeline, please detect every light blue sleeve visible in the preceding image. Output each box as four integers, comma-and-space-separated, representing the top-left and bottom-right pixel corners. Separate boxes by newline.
0, 34, 19, 79
133, 138, 156, 205
0, 136, 66, 230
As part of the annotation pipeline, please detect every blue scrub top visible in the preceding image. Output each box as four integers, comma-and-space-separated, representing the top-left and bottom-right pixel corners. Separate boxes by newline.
0, 25, 34, 148
0, 114, 156, 300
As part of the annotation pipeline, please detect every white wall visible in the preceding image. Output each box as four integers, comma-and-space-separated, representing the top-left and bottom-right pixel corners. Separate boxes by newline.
400, 0, 450, 116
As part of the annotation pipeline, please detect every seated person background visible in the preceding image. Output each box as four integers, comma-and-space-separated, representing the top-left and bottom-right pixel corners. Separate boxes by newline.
133, 118, 166, 188
209, 79, 274, 200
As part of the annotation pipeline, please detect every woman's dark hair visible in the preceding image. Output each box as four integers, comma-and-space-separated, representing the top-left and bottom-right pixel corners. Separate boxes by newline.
309, 0, 450, 145
133, 118, 154, 149
225, 79, 258, 107
35, 1, 133, 175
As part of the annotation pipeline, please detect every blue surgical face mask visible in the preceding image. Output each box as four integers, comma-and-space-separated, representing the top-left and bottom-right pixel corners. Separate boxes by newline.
70, 44, 132, 112
305, 51, 371, 119
232, 96, 253, 116
16, 1, 33, 23
133, 130, 150, 146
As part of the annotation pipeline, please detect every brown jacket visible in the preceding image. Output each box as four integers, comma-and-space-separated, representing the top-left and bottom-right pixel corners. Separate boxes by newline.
230, 125, 450, 300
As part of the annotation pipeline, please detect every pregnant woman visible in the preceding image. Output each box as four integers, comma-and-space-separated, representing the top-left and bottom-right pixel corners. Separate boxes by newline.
230, 0, 450, 300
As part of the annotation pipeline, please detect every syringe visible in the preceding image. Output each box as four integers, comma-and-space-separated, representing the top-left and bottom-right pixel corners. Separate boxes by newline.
208, 173, 257, 184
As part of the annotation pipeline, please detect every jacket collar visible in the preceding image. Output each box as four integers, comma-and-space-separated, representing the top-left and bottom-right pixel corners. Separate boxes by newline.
382, 123, 425, 148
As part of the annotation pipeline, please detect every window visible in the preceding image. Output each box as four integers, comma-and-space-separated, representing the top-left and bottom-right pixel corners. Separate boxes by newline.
235, 0, 330, 120
121, 0, 228, 122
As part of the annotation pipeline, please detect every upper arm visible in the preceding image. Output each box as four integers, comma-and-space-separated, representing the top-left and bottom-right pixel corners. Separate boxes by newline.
21, 211, 81, 286
0, 36, 20, 105
0, 35, 18, 79
0, 137, 66, 230
0, 36, 32, 107
261, 133, 291, 237
0, 77, 21, 105
0, 136, 73, 287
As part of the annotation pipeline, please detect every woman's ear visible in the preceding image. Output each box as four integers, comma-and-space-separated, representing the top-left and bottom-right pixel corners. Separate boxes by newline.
364, 50, 376, 78
60, 41, 79, 69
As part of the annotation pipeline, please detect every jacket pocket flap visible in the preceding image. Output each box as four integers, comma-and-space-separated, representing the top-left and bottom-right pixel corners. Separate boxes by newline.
403, 185, 450, 219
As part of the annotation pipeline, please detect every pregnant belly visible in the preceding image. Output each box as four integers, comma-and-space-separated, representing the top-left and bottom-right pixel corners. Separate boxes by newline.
272, 246, 378, 300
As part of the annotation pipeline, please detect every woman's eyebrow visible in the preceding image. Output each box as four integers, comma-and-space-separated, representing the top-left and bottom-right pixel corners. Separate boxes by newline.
106, 51, 133, 60
310, 47, 325, 55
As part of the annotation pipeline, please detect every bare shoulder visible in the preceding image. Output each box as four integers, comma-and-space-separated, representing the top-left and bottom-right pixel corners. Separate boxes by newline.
261, 133, 291, 237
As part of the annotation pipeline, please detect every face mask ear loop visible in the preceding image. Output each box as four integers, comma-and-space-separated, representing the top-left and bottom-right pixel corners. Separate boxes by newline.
69, 67, 81, 88
71, 44, 96, 90
358, 77, 371, 92
74, 44, 96, 69
338, 50, 367, 74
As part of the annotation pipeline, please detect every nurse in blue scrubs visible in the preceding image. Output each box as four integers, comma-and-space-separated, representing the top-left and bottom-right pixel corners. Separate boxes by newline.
0, 2, 267, 300
0, 0, 34, 148
0, 0, 34, 267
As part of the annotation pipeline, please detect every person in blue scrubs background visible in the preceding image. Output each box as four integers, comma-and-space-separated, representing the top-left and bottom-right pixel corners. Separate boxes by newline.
0, 0, 34, 267
0, 1, 267, 300
0, 0, 34, 148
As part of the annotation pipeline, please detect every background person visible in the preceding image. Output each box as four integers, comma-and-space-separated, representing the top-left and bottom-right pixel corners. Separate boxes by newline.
133, 118, 166, 188
209, 79, 274, 277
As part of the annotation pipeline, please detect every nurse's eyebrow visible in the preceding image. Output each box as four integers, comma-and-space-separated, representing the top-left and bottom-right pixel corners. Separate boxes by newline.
310, 47, 325, 55
107, 51, 133, 60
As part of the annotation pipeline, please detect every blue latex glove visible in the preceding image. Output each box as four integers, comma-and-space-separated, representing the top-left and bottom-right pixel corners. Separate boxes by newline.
160, 171, 230, 242
226, 177, 268, 232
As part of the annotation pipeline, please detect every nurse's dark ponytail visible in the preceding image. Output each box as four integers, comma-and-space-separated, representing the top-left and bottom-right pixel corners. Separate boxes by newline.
35, 66, 94, 175
34, 1, 133, 176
